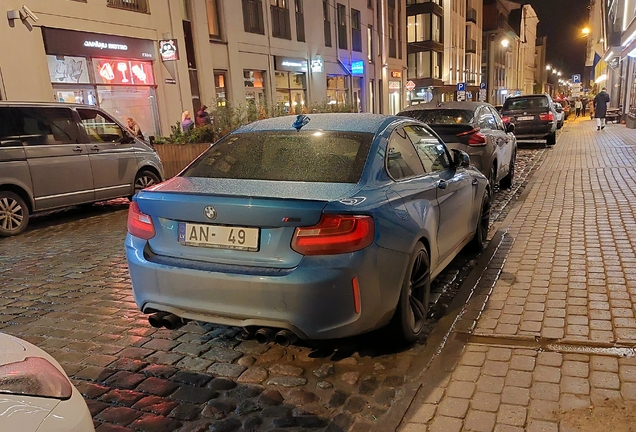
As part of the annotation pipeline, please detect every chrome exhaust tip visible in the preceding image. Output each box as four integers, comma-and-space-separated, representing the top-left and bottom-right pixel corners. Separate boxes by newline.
254, 327, 276, 344
274, 329, 298, 347
148, 311, 170, 328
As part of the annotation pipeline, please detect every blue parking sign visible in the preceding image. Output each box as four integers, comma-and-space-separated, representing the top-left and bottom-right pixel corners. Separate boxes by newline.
480, 82, 487, 90
572, 74, 581, 84
457, 82, 466, 92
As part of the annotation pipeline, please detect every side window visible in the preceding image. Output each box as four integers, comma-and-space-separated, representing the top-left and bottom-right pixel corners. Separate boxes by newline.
0, 108, 22, 147
14, 107, 79, 145
405, 125, 451, 173
489, 107, 505, 130
77, 109, 124, 143
386, 128, 425, 180
477, 109, 498, 130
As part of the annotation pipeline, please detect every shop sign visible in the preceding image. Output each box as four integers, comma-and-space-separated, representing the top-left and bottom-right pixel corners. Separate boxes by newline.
351, 60, 365, 75
159, 39, 179, 61
42, 27, 156, 61
94, 58, 155, 85
165, 78, 177, 84
389, 81, 401, 90
390, 70, 402, 78
311, 56, 323, 73
275, 56, 307, 72
405, 80, 416, 91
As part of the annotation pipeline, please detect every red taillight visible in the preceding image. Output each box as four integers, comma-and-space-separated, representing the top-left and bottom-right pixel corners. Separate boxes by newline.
127, 202, 155, 240
501, 116, 510, 123
539, 112, 553, 121
291, 214, 374, 255
457, 128, 487, 146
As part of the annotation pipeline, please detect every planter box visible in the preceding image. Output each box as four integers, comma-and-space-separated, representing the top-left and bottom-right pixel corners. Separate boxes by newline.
155, 143, 211, 178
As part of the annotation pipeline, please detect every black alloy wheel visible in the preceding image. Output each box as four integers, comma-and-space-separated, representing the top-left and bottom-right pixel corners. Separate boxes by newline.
391, 242, 431, 344
467, 188, 491, 252
134, 171, 161, 195
0, 191, 29, 237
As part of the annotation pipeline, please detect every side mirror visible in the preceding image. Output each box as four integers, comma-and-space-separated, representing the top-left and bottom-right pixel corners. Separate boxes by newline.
451, 148, 470, 168
505, 122, 515, 133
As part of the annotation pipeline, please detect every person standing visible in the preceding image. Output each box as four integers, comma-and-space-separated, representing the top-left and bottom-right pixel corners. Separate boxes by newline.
126, 117, 143, 139
575, 99, 582, 117
593, 87, 611, 130
195, 105, 211, 127
181, 110, 194, 132
581, 98, 587, 116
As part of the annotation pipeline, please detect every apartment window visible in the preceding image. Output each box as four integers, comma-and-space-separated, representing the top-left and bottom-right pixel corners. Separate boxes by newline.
323, 1, 332, 47
368, 0, 373, 8
408, 51, 442, 79
337, 3, 347, 50
106, 0, 149, 13
351, 9, 362, 52
242, 0, 265, 34
406, 0, 441, 4
388, 0, 396, 58
206, 0, 222, 38
408, 14, 441, 43
327, 75, 350, 105
271, 0, 291, 39
367, 25, 374, 62
295, 0, 305, 42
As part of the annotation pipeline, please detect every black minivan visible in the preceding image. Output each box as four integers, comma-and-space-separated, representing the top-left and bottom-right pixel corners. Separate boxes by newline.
500, 94, 558, 145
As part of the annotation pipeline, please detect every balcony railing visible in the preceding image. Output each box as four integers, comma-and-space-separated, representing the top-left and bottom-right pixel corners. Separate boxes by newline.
466, 38, 477, 53
107, 0, 149, 13
466, 7, 477, 24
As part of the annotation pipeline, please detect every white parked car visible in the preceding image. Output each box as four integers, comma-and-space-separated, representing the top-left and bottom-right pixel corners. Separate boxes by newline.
0, 333, 94, 432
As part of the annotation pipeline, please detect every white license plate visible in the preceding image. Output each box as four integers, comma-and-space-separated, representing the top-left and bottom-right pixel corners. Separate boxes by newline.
517, 116, 535, 121
178, 222, 259, 251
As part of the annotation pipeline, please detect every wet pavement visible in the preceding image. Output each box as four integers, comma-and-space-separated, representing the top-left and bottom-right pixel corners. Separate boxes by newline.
0, 145, 545, 432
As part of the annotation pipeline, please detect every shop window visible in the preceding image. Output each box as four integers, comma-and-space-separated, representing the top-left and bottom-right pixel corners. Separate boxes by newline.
327, 75, 349, 106
295, 0, 305, 42
106, 0, 149, 13
206, 0, 222, 38
96, 86, 160, 137
337, 3, 347, 50
351, 9, 362, 52
323, 1, 332, 47
242, 0, 265, 34
215, 71, 227, 106
47, 56, 90, 84
244, 70, 267, 119
15, 107, 79, 146
271, 0, 291, 39
77, 109, 125, 143
275, 71, 306, 114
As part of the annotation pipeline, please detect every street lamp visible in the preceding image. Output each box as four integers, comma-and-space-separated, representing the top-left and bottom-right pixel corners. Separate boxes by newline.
557, 71, 562, 76
581, 27, 590, 36
546, 65, 552, 71
501, 38, 509, 48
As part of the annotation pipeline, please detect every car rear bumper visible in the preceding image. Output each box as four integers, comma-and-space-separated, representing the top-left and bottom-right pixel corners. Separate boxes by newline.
125, 234, 408, 340
511, 123, 554, 139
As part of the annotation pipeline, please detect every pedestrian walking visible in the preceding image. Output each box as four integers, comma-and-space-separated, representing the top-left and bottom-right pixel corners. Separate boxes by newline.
126, 117, 143, 139
581, 98, 587, 116
593, 87, 611, 130
181, 110, 194, 132
195, 105, 211, 127
575, 98, 582, 117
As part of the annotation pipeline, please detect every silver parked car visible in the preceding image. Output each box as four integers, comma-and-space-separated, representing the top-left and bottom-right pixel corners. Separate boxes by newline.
0, 102, 163, 236
398, 102, 517, 189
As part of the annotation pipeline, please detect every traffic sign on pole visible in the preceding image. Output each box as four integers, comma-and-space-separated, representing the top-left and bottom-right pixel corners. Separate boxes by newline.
456, 82, 466, 101
572, 74, 581, 84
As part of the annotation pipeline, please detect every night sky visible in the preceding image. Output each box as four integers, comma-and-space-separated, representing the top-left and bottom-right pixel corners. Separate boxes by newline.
509, 0, 590, 76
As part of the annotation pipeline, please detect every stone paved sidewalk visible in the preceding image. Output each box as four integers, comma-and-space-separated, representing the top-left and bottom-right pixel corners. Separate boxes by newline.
398, 117, 636, 431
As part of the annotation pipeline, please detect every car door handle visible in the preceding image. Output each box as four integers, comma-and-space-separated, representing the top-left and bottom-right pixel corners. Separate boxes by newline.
437, 180, 447, 190
472, 178, 479, 186
72, 146, 83, 153
90, 145, 100, 152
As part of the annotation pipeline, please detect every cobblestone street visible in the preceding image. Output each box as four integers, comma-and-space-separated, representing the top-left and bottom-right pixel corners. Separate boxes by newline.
0, 144, 544, 432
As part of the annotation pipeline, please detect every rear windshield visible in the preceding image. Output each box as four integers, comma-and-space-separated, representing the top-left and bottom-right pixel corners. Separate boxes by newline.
399, 109, 474, 125
503, 96, 550, 111
181, 131, 373, 183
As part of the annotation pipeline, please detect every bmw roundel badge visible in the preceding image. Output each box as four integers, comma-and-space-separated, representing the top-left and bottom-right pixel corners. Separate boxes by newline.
204, 206, 217, 221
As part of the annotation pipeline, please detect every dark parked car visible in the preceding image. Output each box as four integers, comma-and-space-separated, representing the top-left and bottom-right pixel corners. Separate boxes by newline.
500, 94, 558, 145
126, 113, 491, 344
398, 102, 517, 189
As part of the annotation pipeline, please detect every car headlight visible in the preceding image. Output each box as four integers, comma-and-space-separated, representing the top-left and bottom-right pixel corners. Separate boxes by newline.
0, 357, 72, 400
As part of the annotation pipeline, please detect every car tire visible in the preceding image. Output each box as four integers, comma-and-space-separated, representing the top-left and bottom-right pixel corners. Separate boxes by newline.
0, 191, 29, 237
488, 164, 496, 189
467, 188, 491, 252
499, 151, 516, 190
390, 242, 431, 345
134, 170, 161, 196
546, 132, 556, 146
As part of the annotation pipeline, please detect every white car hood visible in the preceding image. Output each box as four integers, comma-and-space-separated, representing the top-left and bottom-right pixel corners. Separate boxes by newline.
0, 334, 61, 430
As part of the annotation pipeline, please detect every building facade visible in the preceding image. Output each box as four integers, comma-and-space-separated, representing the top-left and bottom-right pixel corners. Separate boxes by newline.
0, 0, 407, 137
534, 35, 548, 94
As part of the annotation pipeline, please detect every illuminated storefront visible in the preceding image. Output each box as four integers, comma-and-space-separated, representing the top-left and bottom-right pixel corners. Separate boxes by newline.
42, 28, 160, 136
